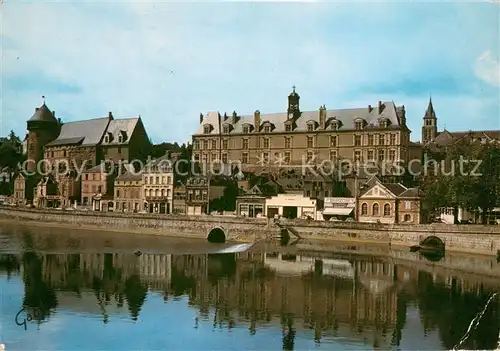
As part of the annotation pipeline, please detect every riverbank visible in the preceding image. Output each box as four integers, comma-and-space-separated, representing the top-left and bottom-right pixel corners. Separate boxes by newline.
1, 206, 500, 256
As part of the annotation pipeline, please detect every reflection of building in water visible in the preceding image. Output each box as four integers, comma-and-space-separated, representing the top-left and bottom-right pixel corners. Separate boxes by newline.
167, 251, 398, 347
138, 254, 172, 290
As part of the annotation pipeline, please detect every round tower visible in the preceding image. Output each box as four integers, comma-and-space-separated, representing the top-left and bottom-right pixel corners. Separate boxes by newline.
26, 103, 61, 172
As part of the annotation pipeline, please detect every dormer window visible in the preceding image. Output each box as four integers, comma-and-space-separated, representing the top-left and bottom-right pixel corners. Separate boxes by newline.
118, 134, 123, 143
285, 125, 292, 132
263, 125, 271, 133
330, 119, 341, 130
379, 117, 390, 129
203, 125, 211, 134
242, 125, 250, 134
104, 132, 112, 143
307, 124, 314, 132
223, 125, 230, 134
355, 120, 364, 130
104, 135, 109, 143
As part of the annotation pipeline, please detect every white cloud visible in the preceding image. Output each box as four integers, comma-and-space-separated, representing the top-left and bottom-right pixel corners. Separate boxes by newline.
474, 50, 500, 87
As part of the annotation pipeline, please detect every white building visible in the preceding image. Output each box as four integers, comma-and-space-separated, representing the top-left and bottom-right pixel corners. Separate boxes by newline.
322, 197, 356, 220
265, 194, 318, 219
142, 155, 174, 214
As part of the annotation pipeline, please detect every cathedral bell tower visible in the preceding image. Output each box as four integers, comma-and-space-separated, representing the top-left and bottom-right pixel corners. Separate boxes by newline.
421, 97, 438, 143
287, 85, 300, 120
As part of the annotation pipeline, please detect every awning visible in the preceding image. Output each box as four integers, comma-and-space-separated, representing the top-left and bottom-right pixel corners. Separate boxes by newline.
322, 207, 354, 216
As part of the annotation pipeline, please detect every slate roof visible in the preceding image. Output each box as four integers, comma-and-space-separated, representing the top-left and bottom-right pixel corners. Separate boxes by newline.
101, 118, 140, 146
399, 187, 420, 198
46, 117, 110, 147
429, 129, 500, 147
28, 104, 58, 123
194, 100, 404, 136
382, 183, 408, 196
116, 171, 142, 181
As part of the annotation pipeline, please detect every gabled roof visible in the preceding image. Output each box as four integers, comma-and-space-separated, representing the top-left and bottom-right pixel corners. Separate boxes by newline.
28, 104, 58, 123
46, 117, 111, 147
399, 187, 420, 198
116, 171, 142, 181
383, 183, 408, 196
101, 118, 140, 146
194, 100, 404, 135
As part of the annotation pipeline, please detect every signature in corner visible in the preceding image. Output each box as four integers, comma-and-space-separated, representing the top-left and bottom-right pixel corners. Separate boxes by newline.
15, 307, 43, 330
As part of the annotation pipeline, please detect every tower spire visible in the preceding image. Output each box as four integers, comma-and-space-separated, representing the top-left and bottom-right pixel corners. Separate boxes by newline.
42, 95, 46, 105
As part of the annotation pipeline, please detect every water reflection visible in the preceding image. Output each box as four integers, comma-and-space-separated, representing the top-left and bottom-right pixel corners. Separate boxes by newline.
0, 232, 499, 350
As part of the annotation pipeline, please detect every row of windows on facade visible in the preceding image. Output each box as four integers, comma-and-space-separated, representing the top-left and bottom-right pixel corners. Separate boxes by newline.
115, 188, 172, 198
45, 148, 123, 159
144, 176, 172, 185
194, 149, 398, 164
194, 134, 399, 150
187, 189, 208, 201
360, 201, 412, 216
204, 119, 391, 135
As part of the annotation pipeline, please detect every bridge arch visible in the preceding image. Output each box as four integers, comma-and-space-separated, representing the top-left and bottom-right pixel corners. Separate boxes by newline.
207, 227, 226, 243
420, 235, 445, 249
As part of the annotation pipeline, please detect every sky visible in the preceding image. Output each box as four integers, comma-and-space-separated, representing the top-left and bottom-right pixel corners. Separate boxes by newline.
1, 0, 499, 144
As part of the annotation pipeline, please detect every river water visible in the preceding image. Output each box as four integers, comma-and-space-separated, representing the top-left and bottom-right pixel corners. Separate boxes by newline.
0, 223, 499, 350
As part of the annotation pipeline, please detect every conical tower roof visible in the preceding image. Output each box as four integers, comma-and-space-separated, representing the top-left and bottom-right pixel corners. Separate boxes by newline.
28, 103, 57, 122
424, 97, 436, 119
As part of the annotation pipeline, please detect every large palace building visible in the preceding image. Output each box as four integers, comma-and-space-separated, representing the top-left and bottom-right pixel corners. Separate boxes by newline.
191, 87, 413, 171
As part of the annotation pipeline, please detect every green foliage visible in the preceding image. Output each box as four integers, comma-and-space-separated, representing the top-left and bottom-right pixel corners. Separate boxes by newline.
421, 141, 500, 223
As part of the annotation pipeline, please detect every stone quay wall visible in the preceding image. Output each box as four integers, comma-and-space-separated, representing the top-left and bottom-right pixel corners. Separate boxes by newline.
1, 206, 500, 255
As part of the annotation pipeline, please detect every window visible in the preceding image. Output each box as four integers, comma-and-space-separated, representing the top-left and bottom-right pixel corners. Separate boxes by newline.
390, 134, 396, 145
243, 126, 250, 134
404, 213, 412, 222
306, 190, 311, 197
85, 174, 89, 181
150, 176, 153, 184
380, 120, 387, 128
354, 135, 361, 146
161, 176, 165, 184
63, 150, 67, 157
330, 150, 337, 161
212, 140, 217, 149
285, 124, 292, 132
354, 150, 361, 162
161, 189, 165, 197
307, 124, 314, 132
194, 153, 200, 161
368, 134, 374, 146
222, 153, 228, 163
264, 125, 271, 133
211, 153, 217, 162
223, 139, 228, 149
156, 176, 159, 184
330, 135, 337, 147
307, 136, 314, 148
284, 137, 291, 149
389, 150, 396, 160
118, 147, 122, 154
116, 190, 120, 198
324, 190, 329, 197
372, 203, 380, 216
263, 152, 269, 163
405, 201, 411, 210
242, 152, 249, 164
331, 122, 339, 130
367, 150, 374, 160
202, 140, 208, 150
378, 150, 385, 161
194, 140, 199, 150
384, 203, 391, 216
355, 121, 363, 130
167, 176, 171, 184
284, 152, 291, 164
379, 134, 385, 146
155, 189, 160, 197
203, 125, 211, 134
361, 203, 368, 215
242, 139, 249, 149
51, 151, 54, 158
223, 125, 230, 134
263, 138, 270, 149
307, 151, 314, 162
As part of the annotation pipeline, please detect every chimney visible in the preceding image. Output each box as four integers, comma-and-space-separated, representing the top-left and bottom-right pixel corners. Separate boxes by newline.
199, 113, 203, 124
223, 112, 228, 121
231, 111, 237, 124
319, 105, 326, 129
108, 111, 113, 120
368, 105, 372, 113
377, 101, 384, 114
254, 110, 261, 131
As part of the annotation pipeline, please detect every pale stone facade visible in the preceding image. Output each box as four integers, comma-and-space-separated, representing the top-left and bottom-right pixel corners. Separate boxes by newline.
142, 155, 174, 214
114, 172, 143, 213
192, 88, 412, 171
